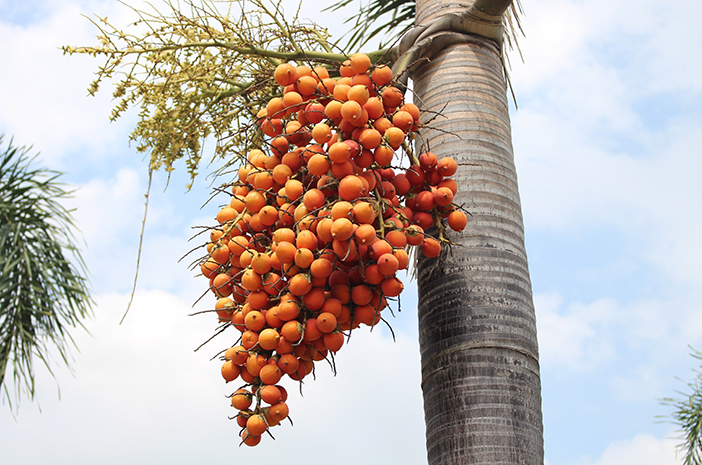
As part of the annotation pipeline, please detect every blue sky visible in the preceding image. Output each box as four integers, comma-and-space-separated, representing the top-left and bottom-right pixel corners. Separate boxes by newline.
1, 1, 700, 464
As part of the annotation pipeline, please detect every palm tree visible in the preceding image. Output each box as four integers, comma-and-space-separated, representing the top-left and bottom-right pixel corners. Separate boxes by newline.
412, 2, 543, 463
335, 0, 544, 462
0, 136, 92, 411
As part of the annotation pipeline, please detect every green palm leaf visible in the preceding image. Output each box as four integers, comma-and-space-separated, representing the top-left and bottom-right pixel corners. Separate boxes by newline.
0, 135, 93, 411
661, 348, 702, 465
327, 0, 524, 54
325, 0, 415, 50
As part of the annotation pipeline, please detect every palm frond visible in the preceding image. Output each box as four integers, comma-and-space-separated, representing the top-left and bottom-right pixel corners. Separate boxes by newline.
327, 0, 524, 56
661, 348, 702, 465
325, 0, 415, 51
0, 135, 93, 411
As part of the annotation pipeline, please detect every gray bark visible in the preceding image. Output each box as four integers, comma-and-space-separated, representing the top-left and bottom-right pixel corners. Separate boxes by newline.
412, 1, 544, 463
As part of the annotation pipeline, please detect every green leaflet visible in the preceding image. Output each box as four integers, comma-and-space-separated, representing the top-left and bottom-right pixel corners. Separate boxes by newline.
0, 135, 93, 412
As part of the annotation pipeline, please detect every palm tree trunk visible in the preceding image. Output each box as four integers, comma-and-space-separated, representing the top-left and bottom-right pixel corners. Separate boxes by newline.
412, 1, 544, 463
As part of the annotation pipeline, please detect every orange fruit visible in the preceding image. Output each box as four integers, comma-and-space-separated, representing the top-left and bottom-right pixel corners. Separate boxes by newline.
277, 353, 300, 374
212, 273, 233, 298
261, 118, 283, 137
330, 201, 353, 220
354, 223, 377, 245
384, 127, 405, 150
347, 84, 370, 106
266, 97, 285, 118
297, 75, 318, 96
338, 175, 365, 201
393, 248, 410, 270
331, 218, 355, 241
437, 156, 458, 176
328, 141, 351, 164
333, 83, 351, 101
231, 388, 252, 410
216, 206, 239, 224
241, 431, 261, 447
308, 153, 331, 176
369, 239, 392, 260
244, 190, 266, 213
376, 253, 399, 276
277, 299, 300, 321
363, 96, 384, 119
274, 62, 298, 86
392, 110, 414, 132
323, 331, 345, 352
246, 414, 268, 436
273, 228, 296, 244
225, 345, 248, 365
265, 305, 284, 328
313, 66, 330, 80
303, 188, 326, 211
231, 310, 246, 332
296, 229, 319, 251
282, 91, 303, 114
258, 328, 280, 350
259, 385, 282, 405
353, 304, 378, 326
200, 258, 220, 279
316, 312, 338, 333
221, 360, 240, 382
288, 273, 312, 296
438, 178, 458, 195
315, 217, 334, 243
324, 100, 343, 120
419, 151, 439, 171
381, 86, 404, 108
275, 241, 297, 264
359, 128, 381, 150
371, 65, 393, 87
281, 320, 303, 342
400, 102, 420, 122
421, 237, 442, 258
373, 117, 392, 135
351, 73, 373, 88
312, 122, 333, 144
259, 363, 283, 385
227, 235, 249, 256
302, 318, 323, 342
303, 286, 326, 311
374, 145, 394, 167
448, 210, 468, 231
246, 353, 267, 377
317, 77, 336, 96
241, 269, 263, 292
266, 402, 289, 423
433, 186, 454, 207
247, 290, 269, 310
244, 310, 266, 331
251, 252, 273, 274
381, 276, 404, 297
340, 100, 363, 123
349, 53, 371, 74
385, 229, 408, 248
310, 257, 334, 278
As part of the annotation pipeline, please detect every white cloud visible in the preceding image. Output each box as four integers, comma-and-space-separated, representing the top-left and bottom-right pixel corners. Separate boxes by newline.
536, 291, 702, 375
535, 293, 616, 371
572, 433, 682, 465
0, 290, 426, 465
511, 0, 702, 289
0, 1, 140, 167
